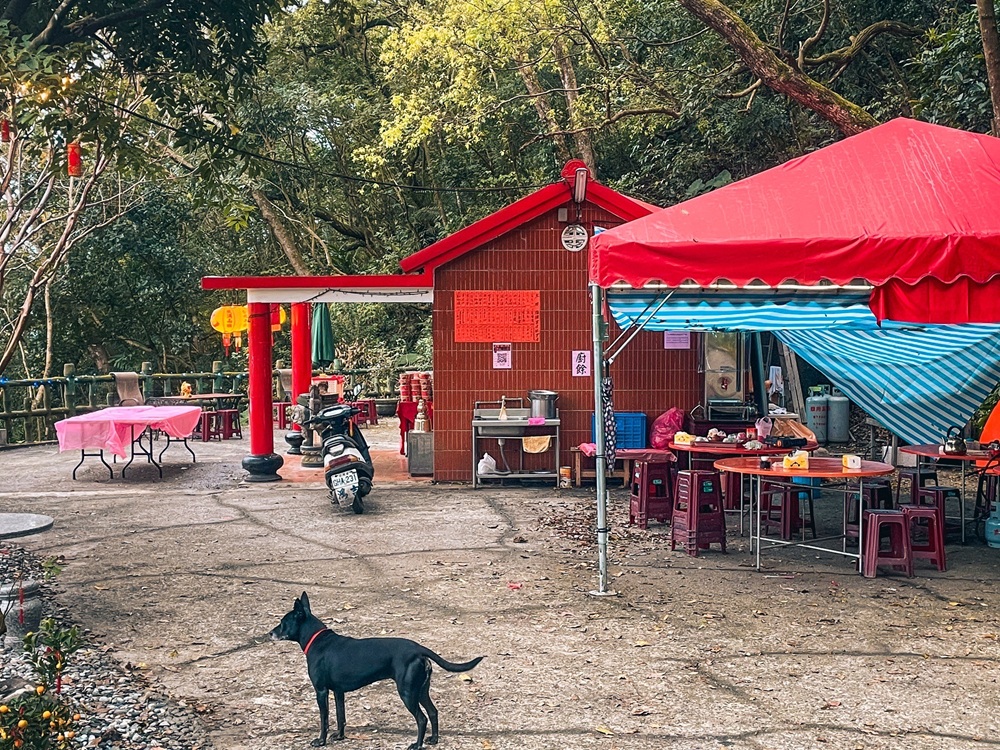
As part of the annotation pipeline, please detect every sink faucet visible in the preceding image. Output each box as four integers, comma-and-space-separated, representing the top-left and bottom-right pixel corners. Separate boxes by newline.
499, 395, 508, 421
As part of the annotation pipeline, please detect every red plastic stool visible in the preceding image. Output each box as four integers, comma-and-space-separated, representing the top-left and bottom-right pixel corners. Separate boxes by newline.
845, 480, 894, 540
628, 460, 674, 529
217, 409, 242, 439
862, 509, 913, 578
898, 504, 946, 571
274, 401, 292, 429
670, 470, 726, 556
895, 467, 938, 505
199, 410, 223, 442
722, 471, 744, 511
916, 485, 963, 539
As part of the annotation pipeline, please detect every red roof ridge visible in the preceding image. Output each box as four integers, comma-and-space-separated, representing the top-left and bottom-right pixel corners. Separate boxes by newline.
399, 163, 658, 274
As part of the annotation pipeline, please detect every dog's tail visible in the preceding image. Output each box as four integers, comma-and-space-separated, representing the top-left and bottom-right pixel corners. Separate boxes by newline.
422, 648, 484, 673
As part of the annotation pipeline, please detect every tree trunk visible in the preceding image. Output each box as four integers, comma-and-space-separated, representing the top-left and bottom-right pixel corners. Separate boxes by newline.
679, 0, 879, 135
517, 65, 572, 163
978, 0, 1000, 134
251, 187, 311, 276
553, 38, 597, 173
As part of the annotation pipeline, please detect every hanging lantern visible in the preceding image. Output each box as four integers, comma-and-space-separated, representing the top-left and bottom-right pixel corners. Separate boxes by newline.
270, 304, 287, 332
1, 119, 10, 143
211, 305, 249, 356
67, 141, 82, 176
210, 305, 249, 334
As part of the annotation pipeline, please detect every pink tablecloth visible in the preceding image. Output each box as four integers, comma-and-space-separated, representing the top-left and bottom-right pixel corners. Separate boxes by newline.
576, 443, 676, 463
55, 406, 202, 458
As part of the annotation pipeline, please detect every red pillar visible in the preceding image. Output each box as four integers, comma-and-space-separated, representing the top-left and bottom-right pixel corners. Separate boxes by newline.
285, 302, 312, 453
242, 301, 283, 481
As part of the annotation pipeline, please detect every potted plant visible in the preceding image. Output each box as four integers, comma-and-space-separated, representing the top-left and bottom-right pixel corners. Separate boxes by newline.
0, 547, 58, 650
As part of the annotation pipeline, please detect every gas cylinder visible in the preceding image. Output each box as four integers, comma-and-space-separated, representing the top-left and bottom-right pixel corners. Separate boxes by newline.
986, 504, 1000, 549
827, 387, 850, 443
805, 386, 829, 444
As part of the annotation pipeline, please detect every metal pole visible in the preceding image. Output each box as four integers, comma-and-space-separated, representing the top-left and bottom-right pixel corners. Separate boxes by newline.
590, 283, 615, 596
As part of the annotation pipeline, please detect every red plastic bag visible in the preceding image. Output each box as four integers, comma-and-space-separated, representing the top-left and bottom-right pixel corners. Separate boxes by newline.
650, 407, 686, 449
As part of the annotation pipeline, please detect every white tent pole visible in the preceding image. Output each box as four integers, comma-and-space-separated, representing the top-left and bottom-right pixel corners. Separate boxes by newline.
590, 282, 615, 596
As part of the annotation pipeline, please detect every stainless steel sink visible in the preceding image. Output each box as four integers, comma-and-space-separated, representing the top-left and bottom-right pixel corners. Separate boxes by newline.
473, 406, 531, 437
474, 420, 528, 437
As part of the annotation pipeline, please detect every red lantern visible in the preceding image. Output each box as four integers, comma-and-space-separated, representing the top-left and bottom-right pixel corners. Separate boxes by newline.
67, 141, 82, 176
1, 119, 9, 143
270, 305, 287, 332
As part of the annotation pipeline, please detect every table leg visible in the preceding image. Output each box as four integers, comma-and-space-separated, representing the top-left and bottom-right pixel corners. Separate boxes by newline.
73, 449, 114, 480
754, 474, 762, 570
961, 461, 967, 544
159, 436, 197, 463
856, 478, 865, 573
122, 427, 162, 479
574, 450, 582, 488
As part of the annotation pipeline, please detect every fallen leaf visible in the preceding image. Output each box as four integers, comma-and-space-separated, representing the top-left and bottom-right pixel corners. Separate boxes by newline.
507, 582, 523, 590
634, 641, 651, 647
93, 584, 108, 591
821, 700, 842, 709
595, 725, 615, 735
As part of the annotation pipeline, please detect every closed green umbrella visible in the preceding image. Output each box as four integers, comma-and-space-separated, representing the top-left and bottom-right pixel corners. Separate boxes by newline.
311, 303, 336, 368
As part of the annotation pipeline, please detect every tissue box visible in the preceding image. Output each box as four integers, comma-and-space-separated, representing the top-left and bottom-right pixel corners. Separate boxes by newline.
782, 451, 810, 470
673, 431, 696, 445
842, 454, 862, 469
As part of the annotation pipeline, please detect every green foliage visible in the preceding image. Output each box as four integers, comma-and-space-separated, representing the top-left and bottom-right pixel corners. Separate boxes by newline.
907, 8, 992, 132
0, 619, 82, 750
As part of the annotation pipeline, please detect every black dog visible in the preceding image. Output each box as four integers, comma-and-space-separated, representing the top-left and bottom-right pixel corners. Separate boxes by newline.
269, 592, 484, 749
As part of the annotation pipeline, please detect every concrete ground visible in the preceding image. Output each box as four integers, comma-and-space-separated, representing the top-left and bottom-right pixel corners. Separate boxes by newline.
1, 419, 999, 750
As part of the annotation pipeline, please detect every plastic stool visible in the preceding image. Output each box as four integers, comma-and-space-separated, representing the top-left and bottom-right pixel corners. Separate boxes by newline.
895, 467, 938, 505
628, 460, 674, 529
217, 409, 242, 439
916, 485, 963, 539
862, 509, 913, 578
898, 504, 947, 571
759, 481, 816, 541
199, 410, 223, 442
274, 401, 292, 429
845, 480, 894, 540
722, 471, 744, 511
671, 470, 726, 556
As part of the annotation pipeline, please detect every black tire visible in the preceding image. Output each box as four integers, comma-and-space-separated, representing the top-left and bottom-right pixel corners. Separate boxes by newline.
351, 496, 365, 514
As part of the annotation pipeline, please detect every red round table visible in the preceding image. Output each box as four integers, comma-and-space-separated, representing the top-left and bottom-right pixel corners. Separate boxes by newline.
670, 441, 819, 532
714, 456, 894, 572
897, 444, 994, 543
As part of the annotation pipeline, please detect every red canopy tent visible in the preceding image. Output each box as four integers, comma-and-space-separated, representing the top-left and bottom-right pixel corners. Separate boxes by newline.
590, 118, 1000, 324
583, 118, 1000, 593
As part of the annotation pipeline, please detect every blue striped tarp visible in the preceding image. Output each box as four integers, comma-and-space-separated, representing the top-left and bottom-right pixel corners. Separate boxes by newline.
608, 289, 886, 332
607, 289, 1000, 445
777, 326, 1000, 446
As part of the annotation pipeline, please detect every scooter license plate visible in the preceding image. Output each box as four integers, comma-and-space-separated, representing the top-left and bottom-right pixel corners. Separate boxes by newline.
330, 469, 359, 488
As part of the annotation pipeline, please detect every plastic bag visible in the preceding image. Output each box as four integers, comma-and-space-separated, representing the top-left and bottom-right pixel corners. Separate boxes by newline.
650, 407, 686, 449
755, 417, 773, 439
477, 453, 497, 476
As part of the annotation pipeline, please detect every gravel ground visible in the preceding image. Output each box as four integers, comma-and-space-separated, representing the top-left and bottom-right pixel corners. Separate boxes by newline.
1, 418, 999, 750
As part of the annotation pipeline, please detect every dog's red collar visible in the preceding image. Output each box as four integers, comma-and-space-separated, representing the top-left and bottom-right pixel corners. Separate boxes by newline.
303, 628, 329, 657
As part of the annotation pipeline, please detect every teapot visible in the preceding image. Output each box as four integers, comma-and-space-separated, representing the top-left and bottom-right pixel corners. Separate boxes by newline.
943, 425, 967, 455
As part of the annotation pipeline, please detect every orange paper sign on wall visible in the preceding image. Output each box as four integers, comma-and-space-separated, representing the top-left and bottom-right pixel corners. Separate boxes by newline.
454, 290, 540, 342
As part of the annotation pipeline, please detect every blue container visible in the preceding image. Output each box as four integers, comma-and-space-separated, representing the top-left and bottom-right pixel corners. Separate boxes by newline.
791, 476, 822, 501
591, 412, 647, 450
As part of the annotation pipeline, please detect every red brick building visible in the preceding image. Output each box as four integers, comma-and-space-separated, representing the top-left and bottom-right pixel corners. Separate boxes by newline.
400, 162, 702, 481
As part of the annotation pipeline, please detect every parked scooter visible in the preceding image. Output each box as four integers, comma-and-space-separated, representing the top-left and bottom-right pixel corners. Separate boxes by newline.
303, 401, 374, 514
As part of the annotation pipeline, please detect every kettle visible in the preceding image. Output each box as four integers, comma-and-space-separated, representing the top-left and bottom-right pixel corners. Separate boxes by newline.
943, 425, 967, 455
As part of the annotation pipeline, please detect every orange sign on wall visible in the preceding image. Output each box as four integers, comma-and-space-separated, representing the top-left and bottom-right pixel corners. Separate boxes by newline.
454, 290, 540, 342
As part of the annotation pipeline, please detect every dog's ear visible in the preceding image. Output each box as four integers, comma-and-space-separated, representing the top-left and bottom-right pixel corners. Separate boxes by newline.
300, 591, 311, 615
